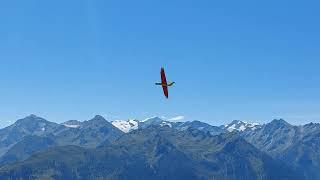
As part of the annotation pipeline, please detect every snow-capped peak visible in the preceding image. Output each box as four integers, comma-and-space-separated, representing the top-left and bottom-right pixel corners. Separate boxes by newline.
112, 117, 172, 133
111, 119, 139, 133
224, 120, 260, 132
110, 116, 260, 134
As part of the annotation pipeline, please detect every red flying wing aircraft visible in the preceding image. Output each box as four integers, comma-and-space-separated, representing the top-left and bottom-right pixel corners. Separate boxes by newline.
155, 67, 175, 98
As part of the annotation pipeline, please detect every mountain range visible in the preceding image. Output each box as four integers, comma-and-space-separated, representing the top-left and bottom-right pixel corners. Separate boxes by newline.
111, 117, 254, 135
0, 115, 123, 167
0, 115, 318, 179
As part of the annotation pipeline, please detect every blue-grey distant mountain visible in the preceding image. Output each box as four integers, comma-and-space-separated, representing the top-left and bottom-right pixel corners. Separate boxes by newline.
173, 120, 226, 135
0, 127, 303, 180
0, 115, 123, 166
281, 122, 320, 180
0, 115, 65, 157
55, 115, 124, 147
241, 119, 320, 180
1, 115, 320, 179
242, 119, 296, 157
140, 117, 171, 129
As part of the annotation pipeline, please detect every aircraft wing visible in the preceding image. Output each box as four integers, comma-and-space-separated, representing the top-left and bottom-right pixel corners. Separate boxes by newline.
162, 85, 169, 98
161, 68, 168, 85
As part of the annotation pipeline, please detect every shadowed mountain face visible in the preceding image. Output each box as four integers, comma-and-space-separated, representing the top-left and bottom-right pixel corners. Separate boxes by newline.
0, 127, 304, 180
285, 123, 320, 180
0, 135, 56, 166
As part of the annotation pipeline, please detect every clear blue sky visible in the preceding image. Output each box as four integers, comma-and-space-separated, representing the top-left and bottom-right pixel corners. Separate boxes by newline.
1, 0, 320, 127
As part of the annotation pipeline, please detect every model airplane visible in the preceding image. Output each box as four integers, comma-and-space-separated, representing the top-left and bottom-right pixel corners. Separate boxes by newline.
155, 67, 175, 98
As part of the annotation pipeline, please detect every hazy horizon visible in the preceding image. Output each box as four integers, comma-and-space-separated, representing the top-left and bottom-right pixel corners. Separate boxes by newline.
0, 113, 316, 129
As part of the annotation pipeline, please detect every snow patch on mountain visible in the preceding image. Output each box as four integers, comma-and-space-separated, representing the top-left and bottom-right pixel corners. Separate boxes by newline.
160, 121, 172, 128
62, 120, 81, 129
110, 116, 259, 135
112, 120, 139, 133
224, 120, 260, 132
64, 124, 80, 128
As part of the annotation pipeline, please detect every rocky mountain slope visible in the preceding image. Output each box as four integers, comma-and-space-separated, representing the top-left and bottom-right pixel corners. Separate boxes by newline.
241, 119, 320, 180
0, 115, 319, 179
0, 127, 303, 180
